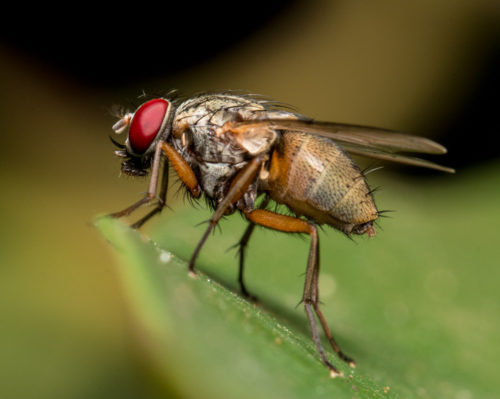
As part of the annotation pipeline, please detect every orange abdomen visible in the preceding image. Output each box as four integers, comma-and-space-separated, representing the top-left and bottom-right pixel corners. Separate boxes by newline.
266, 132, 378, 234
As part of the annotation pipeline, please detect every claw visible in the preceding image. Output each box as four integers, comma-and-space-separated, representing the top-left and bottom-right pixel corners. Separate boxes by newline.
329, 368, 344, 379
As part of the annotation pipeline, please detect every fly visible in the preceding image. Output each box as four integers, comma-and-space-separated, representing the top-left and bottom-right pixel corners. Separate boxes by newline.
108, 92, 454, 377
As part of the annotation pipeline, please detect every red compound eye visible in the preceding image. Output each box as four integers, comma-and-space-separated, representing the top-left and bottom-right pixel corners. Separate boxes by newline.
129, 98, 169, 153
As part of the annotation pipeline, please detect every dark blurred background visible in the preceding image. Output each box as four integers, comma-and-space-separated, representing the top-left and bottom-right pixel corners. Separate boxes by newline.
2, 1, 499, 167
1, 1, 499, 398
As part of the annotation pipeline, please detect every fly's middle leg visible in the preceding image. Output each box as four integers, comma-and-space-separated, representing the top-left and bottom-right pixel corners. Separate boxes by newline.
189, 156, 264, 273
236, 222, 257, 300
234, 197, 270, 300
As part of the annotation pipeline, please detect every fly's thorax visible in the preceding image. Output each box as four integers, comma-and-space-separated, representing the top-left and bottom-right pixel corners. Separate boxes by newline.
174, 93, 268, 124
267, 132, 378, 234
172, 94, 268, 164
169, 93, 289, 204
171, 93, 298, 163
172, 94, 266, 138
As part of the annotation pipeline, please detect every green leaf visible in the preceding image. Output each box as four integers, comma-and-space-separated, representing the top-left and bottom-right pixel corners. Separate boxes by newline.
96, 164, 500, 398
96, 216, 395, 399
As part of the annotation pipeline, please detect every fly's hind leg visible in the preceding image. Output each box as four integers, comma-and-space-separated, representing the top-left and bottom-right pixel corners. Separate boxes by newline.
244, 210, 338, 374
305, 236, 355, 368
243, 209, 351, 376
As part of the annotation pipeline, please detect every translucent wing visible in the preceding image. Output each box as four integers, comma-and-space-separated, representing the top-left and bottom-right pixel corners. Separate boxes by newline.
223, 119, 455, 173
339, 143, 455, 173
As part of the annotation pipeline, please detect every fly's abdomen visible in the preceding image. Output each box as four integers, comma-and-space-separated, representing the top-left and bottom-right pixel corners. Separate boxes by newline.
267, 132, 378, 234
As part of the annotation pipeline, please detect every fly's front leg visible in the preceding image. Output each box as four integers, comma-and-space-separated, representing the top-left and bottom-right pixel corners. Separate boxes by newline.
109, 140, 165, 223
243, 209, 351, 376
131, 160, 169, 229
109, 141, 201, 228
189, 155, 264, 274
160, 142, 201, 198
134, 142, 201, 228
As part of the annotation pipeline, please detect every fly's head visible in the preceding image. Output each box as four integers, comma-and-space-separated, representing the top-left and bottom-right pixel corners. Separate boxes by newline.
111, 98, 173, 176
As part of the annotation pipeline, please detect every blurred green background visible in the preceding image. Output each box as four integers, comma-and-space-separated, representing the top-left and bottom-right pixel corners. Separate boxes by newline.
1, 1, 499, 398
